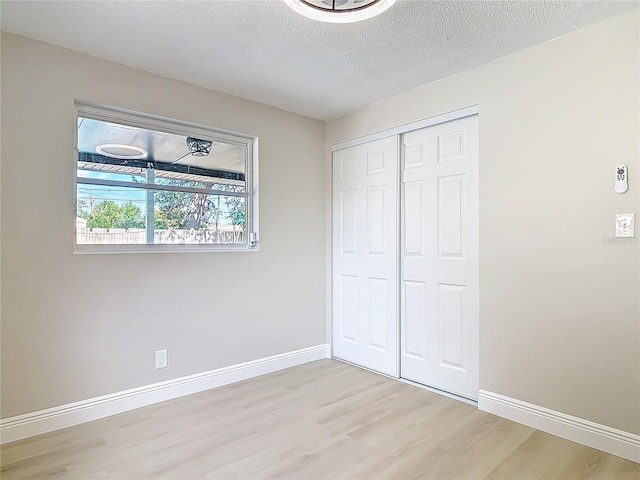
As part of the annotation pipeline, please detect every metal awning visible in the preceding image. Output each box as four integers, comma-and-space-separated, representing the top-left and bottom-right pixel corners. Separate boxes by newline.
77, 117, 246, 185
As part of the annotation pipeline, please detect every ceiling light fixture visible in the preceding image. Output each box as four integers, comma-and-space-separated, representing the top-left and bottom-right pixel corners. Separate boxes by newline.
283, 0, 396, 24
186, 137, 213, 156
96, 144, 148, 160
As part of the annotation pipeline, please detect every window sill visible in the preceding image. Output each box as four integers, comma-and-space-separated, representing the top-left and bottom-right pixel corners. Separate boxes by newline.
73, 244, 259, 254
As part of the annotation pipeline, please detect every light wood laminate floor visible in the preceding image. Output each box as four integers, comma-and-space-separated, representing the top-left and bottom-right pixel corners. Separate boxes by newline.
1, 360, 638, 479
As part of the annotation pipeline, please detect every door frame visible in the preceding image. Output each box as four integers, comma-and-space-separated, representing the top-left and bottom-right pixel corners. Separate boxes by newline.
327, 105, 480, 389
330, 105, 479, 153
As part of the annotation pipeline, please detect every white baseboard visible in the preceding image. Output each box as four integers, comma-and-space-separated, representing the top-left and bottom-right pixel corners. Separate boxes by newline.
478, 390, 640, 463
1, 344, 331, 445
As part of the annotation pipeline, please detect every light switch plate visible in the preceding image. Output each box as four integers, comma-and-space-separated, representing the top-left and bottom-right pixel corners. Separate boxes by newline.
615, 213, 635, 238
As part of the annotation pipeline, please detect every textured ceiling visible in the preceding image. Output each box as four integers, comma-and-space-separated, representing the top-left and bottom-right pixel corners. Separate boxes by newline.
1, 0, 637, 120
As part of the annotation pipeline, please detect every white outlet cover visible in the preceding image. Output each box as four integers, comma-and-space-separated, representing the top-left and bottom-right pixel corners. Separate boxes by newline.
155, 349, 168, 369
615, 213, 635, 238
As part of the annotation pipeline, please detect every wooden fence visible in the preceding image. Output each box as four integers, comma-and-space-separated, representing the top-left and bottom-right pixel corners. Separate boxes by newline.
77, 228, 245, 245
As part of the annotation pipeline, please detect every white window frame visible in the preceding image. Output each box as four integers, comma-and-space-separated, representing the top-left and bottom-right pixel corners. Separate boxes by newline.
73, 101, 259, 254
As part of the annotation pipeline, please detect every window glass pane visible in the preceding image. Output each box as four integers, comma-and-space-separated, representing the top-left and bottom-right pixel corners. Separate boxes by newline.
153, 192, 246, 245
154, 177, 246, 194
76, 186, 246, 246
75, 108, 254, 250
76, 185, 146, 244
77, 116, 246, 189
77, 169, 146, 183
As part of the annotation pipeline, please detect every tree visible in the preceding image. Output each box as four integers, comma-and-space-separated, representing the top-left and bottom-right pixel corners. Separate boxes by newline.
154, 208, 170, 229
183, 190, 210, 230
223, 186, 246, 233
88, 200, 121, 229
76, 199, 89, 218
154, 188, 191, 229
155, 179, 218, 230
229, 210, 246, 229
120, 201, 145, 229
153, 179, 247, 232
83, 200, 144, 230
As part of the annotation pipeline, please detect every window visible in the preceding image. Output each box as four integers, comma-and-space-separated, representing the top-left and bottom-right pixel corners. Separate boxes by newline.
74, 104, 258, 252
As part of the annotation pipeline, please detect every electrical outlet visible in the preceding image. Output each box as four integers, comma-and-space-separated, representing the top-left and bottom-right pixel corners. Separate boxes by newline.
155, 349, 168, 369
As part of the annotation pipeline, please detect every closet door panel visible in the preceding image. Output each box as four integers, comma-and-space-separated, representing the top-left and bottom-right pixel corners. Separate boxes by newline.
332, 136, 399, 376
400, 115, 479, 400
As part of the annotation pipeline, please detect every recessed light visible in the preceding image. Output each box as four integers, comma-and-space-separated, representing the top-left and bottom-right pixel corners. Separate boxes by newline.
96, 144, 148, 160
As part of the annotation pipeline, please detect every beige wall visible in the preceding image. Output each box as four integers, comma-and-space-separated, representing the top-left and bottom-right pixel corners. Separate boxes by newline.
2, 10, 639, 438
0, 33, 327, 418
328, 11, 640, 435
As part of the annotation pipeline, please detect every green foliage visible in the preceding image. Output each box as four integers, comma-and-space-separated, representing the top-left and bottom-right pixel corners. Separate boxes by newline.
154, 179, 246, 231
83, 200, 144, 230
154, 186, 194, 229
78, 180, 247, 233
121, 201, 144, 229
153, 208, 170, 230
219, 185, 246, 232
229, 210, 246, 227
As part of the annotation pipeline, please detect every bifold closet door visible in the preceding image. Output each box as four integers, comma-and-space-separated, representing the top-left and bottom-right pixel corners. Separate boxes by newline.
400, 115, 479, 400
332, 136, 399, 376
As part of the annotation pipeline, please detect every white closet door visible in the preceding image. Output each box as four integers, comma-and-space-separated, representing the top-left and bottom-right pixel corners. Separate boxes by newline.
332, 136, 399, 376
400, 115, 479, 399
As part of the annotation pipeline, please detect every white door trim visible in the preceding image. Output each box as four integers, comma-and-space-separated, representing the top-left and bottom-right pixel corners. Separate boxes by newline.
328, 105, 480, 366
331, 105, 479, 152
329, 104, 480, 383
